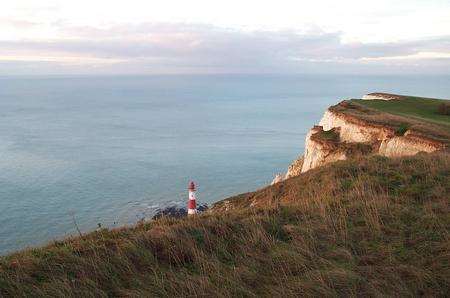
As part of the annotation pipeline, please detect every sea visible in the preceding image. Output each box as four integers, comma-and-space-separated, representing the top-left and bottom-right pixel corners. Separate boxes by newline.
1, 74, 449, 254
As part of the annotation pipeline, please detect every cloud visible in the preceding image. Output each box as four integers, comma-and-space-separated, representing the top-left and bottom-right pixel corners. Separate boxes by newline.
0, 17, 40, 28
0, 23, 449, 74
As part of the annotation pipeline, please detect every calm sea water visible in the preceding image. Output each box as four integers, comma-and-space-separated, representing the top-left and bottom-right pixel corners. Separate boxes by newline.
0, 74, 449, 254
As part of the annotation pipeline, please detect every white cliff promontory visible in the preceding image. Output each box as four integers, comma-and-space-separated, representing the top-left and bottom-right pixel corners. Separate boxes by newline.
283, 97, 447, 177
319, 109, 394, 143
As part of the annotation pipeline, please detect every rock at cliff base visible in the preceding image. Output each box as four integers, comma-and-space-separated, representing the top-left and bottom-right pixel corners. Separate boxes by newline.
285, 156, 304, 179
152, 204, 208, 219
271, 174, 284, 185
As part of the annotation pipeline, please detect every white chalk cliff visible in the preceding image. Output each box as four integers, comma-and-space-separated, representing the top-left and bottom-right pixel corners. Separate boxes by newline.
300, 126, 347, 173
284, 95, 446, 178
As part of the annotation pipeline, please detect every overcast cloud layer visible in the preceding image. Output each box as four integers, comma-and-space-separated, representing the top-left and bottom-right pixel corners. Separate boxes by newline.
1, 0, 449, 75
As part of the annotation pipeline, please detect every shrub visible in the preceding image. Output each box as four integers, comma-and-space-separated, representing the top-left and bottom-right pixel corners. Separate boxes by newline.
437, 103, 450, 115
319, 128, 340, 142
395, 123, 409, 136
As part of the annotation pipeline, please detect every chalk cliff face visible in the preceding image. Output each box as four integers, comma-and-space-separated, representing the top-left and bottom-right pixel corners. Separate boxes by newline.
283, 98, 446, 177
379, 131, 443, 157
285, 155, 304, 179
319, 110, 394, 143
300, 126, 347, 172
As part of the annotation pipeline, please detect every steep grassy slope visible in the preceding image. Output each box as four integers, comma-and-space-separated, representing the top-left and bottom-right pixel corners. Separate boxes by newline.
1, 153, 449, 297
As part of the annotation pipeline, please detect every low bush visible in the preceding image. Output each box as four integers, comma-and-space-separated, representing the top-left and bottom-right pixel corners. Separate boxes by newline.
437, 103, 450, 115
395, 123, 409, 136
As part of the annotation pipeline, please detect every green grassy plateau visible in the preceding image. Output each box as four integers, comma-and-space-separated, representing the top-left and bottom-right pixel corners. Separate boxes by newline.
353, 96, 450, 130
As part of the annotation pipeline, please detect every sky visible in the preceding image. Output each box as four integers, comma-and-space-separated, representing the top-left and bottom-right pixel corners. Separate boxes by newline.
1, 0, 449, 75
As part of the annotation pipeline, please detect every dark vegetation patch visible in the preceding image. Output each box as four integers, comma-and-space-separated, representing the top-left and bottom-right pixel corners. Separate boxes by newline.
437, 103, 450, 116
316, 128, 340, 142
395, 123, 410, 136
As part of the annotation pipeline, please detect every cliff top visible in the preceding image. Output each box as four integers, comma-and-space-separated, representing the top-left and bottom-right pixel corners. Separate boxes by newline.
355, 95, 450, 129
330, 96, 450, 145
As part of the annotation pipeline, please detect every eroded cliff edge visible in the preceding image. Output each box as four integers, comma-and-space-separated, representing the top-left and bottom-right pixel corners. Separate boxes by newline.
282, 94, 449, 179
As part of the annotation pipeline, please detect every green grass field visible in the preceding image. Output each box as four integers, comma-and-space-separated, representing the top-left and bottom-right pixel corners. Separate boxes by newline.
352, 96, 450, 129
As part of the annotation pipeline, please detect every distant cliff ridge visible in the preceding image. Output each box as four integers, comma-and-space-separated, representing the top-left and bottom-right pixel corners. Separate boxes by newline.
279, 93, 449, 181
361, 92, 406, 100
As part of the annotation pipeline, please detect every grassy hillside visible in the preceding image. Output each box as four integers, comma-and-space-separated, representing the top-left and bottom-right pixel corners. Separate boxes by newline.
353, 96, 450, 130
1, 153, 449, 297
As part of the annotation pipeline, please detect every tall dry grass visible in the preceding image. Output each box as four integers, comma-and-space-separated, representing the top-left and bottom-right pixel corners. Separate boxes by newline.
0, 153, 449, 297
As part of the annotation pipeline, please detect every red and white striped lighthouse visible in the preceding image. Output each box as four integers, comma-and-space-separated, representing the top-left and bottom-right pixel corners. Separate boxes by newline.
187, 181, 197, 215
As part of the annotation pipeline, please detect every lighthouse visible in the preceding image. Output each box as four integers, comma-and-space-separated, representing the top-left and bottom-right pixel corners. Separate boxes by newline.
187, 181, 197, 215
